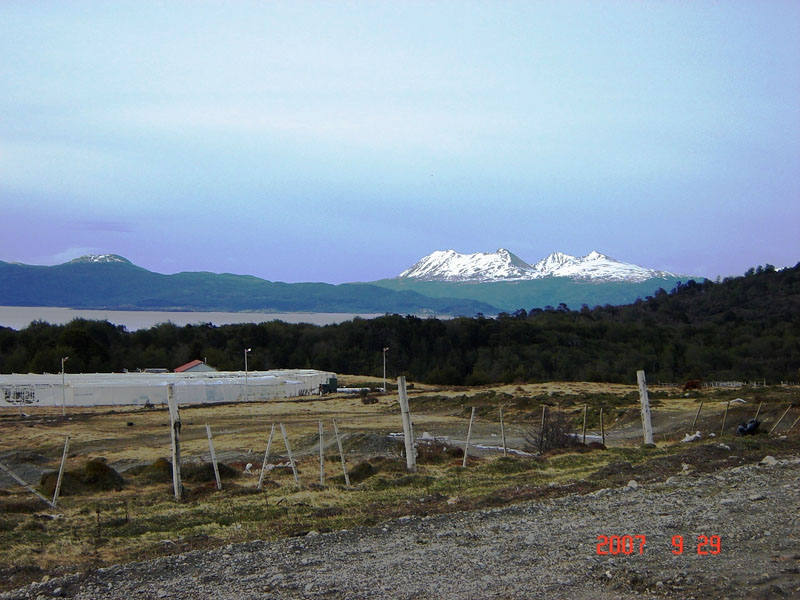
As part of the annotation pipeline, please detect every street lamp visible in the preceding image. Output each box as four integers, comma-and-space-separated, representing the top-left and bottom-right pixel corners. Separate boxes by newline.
244, 348, 252, 402
61, 356, 69, 417
382, 347, 389, 394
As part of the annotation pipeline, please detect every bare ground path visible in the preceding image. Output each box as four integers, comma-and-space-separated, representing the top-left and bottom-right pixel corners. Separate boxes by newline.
3, 455, 798, 600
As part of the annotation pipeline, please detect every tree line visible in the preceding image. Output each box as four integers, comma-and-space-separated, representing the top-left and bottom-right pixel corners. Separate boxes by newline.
1, 263, 798, 385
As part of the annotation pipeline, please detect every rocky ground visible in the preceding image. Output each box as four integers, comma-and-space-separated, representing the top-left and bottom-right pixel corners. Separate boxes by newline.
3, 453, 797, 600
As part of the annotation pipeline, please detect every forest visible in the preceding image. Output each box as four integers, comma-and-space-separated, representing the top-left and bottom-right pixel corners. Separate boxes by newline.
1, 263, 798, 385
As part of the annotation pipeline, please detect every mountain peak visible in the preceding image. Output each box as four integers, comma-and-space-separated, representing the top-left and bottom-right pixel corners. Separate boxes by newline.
399, 248, 535, 282
67, 254, 132, 265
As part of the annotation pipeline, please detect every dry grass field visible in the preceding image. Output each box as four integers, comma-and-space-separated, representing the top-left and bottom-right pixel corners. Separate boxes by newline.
1, 375, 798, 592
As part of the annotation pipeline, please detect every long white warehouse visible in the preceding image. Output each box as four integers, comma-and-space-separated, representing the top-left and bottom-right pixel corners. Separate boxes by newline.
0, 369, 338, 409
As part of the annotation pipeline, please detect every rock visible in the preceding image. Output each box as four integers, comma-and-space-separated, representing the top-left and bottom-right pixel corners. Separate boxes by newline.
681, 431, 702, 443
761, 456, 778, 466
625, 480, 639, 489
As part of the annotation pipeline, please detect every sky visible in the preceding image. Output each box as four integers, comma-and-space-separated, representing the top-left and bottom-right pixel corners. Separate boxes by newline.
1, 1, 799, 284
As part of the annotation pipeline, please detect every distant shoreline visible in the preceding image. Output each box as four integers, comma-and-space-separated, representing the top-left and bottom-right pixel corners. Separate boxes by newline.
0, 306, 384, 331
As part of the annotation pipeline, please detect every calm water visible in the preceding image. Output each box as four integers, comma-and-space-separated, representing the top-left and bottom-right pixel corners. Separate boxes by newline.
0, 306, 383, 331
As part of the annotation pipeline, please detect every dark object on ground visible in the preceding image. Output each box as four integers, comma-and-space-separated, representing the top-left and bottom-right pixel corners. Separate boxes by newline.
182, 462, 240, 483
524, 410, 579, 454
683, 379, 703, 391
83, 459, 125, 490
587, 442, 607, 450
41, 459, 125, 495
737, 419, 760, 436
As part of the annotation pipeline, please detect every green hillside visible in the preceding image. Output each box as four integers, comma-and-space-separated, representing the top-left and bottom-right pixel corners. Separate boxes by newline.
371, 276, 689, 312
0, 260, 498, 317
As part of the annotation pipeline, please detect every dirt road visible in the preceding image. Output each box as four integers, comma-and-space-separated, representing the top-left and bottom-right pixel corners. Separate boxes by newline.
3, 453, 797, 600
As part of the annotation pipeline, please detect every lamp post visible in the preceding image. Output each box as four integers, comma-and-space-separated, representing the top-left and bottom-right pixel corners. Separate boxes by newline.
244, 348, 251, 402
60, 356, 69, 417
382, 347, 389, 394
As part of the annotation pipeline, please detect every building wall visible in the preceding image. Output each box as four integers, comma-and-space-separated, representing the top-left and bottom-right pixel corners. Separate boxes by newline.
0, 370, 337, 408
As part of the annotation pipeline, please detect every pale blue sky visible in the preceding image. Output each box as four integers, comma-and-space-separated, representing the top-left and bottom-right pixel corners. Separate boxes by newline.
1, 1, 798, 283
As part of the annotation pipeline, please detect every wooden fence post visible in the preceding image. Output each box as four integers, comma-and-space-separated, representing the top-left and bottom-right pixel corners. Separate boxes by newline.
637, 370, 654, 445
499, 407, 507, 457
462, 407, 476, 468
332, 418, 350, 487
206, 423, 222, 490
721, 400, 730, 436
397, 376, 417, 473
166, 384, 183, 501
581, 404, 587, 444
787, 413, 800, 433
318, 420, 325, 486
600, 407, 605, 446
280, 423, 300, 486
538, 405, 547, 452
768, 404, 793, 435
0, 461, 56, 509
257, 423, 275, 490
53, 434, 70, 506
691, 401, 704, 430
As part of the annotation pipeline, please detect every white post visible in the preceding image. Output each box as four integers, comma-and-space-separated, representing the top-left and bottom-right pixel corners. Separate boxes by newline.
382, 347, 389, 393
53, 434, 70, 506
397, 376, 417, 473
280, 423, 300, 486
166, 384, 183, 501
463, 406, 476, 467
636, 370, 654, 445
499, 407, 507, 457
318, 420, 325, 486
60, 356, 69, 417
257, 423, 276, 490
0, 461, 56, 509
206, 423, 222, 490
244, 348, 251, 402
333, 418, 350, 487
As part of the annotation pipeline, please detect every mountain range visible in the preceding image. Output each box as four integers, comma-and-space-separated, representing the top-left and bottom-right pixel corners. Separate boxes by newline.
398, 248, 683, 283
0, 250, 699, 317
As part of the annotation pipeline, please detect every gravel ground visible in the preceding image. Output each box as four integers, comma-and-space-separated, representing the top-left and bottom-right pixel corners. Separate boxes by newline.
3, 454, 798, 600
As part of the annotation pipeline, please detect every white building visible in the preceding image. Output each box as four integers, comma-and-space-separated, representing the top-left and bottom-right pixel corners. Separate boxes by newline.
0, 369, 337, 409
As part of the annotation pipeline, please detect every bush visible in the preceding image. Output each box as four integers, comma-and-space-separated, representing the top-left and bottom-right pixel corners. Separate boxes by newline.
524, 409, 580, 454
83, 459, 125, 491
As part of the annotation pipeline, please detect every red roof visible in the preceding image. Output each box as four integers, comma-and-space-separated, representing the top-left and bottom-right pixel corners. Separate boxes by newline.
174, 359, 204, 373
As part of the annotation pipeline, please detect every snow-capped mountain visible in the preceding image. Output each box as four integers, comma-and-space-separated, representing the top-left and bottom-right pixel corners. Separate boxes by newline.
399, 249, 686, 283
399, 249, 537, 282
67, 254, 132, 265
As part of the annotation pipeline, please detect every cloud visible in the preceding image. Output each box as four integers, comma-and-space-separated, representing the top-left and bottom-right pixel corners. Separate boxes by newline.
34, 247, 100, 265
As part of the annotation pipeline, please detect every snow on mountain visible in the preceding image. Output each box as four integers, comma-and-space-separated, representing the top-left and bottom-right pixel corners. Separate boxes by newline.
398, 249, 685, 283
67, 254, 132, 265
399, 249, 537, 282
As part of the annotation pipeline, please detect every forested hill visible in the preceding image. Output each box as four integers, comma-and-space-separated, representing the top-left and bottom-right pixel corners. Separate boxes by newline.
1, 263, 798, 384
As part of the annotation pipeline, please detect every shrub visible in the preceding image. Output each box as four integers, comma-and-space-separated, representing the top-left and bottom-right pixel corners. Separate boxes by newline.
524, 409, 580, 454
83, 459, 125, 491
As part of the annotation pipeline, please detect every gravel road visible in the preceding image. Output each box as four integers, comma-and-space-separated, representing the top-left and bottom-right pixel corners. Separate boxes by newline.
3, 454, 798, 600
